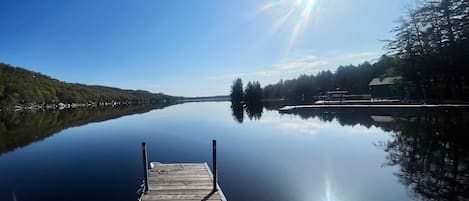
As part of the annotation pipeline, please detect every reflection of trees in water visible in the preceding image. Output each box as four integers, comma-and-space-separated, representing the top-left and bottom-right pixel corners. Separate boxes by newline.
282, 108, 469, 201
384, 112, 469, 201
245, 102, 263, 120
0, 104, 172, 156
280, 108, 386, 128
230, 101, 267, 122
231, 102, 244, 123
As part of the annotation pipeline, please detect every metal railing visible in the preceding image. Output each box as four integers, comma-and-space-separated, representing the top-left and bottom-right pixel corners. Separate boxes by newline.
137, 140, 219, 200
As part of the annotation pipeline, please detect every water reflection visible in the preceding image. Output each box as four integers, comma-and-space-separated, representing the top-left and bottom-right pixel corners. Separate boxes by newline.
281, 107, 469, 201
230, 101, 285, 122
229, 101, 264, 122
0, 104, 172, 156
384, 112, 469, 201
245, 102, 263, 120
230, 102, 244, 123
2, 102, 468, 201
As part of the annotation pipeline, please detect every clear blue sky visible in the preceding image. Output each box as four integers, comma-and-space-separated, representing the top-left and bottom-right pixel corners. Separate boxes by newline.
0, 0, 410, 96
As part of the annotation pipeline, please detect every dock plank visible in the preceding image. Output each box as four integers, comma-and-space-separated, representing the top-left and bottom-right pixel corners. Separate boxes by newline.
140, 162, 226, 201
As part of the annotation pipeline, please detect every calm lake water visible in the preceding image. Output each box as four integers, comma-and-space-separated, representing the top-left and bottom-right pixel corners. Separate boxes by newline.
0, 102, 468, 201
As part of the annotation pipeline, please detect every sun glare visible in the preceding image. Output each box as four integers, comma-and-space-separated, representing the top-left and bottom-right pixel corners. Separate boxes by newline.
257, 0, 319, 50
323, 174, 344, 201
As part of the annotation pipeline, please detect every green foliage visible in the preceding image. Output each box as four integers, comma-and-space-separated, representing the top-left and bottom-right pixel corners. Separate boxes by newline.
386, 0, 469, 99
244, 81, 263, 104
0, 63, 176, 108
262, 56, 396, 102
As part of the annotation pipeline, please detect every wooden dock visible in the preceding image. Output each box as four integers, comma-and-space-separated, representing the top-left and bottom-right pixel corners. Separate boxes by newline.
279, 104, 469, 111
140, 162, 227, 201
137, 141, 227, 201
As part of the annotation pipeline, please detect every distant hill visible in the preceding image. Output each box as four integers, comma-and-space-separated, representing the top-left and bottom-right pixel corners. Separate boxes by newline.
0, 63, 179, 108
179, 95, 230, 102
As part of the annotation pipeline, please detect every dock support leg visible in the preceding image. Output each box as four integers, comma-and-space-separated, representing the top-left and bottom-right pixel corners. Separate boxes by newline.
212, 139, 217, 191
142, 142, 149, 193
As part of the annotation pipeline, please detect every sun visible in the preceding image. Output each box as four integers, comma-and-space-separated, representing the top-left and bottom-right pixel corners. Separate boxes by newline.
257, 0, 319, 49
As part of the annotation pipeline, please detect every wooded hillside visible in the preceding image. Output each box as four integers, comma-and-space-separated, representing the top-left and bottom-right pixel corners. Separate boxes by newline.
0, 63, 177, 108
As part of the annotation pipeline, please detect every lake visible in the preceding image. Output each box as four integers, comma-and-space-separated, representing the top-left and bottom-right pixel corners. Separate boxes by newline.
1, 102, 468, 201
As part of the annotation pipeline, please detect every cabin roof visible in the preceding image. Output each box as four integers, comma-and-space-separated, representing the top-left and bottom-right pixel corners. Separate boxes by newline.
369, 76, 402, 86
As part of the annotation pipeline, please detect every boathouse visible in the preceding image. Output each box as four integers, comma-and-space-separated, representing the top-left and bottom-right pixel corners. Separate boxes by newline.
368, 76, 403, 99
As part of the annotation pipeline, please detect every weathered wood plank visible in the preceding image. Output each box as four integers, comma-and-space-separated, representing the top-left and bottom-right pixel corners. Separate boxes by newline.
148, 174, 211, 178
149, 168, 208, 173
150, 163, 206, 168
148, 171, 209, 175
142, 199, 220, 201
149, 168, 208, 172
148, 177, 212, 182
141, 162, 226, 201
141, 194, 220, 200
149, 181, 213, 186
149, 185, 214, 191
144, 190, 217, 195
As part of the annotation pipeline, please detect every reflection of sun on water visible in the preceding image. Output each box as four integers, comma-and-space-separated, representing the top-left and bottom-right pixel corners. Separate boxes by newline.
257, 0, 319, 49
323, 174, 344, 201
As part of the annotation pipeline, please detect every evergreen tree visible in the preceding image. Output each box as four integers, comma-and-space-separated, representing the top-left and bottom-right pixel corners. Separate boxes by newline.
230, 78, 244, 103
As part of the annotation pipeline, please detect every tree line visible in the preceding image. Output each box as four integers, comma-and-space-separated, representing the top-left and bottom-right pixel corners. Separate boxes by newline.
386, 0, 469, 100
230, 78, 263, 104
231, 0, 469, 102
230, 55, 396, 103
230, 78, 264, 123
0, 63, 177, 109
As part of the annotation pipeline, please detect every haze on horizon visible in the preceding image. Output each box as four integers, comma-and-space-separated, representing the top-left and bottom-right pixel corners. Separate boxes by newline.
0, 0, 409, 97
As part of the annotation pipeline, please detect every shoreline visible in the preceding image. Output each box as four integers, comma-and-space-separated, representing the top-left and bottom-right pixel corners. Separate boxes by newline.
279, 104, 469, 111
1, 100, 173, 112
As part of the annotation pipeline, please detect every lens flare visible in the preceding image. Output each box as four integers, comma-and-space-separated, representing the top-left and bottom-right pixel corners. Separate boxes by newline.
288, 0, 316, 49
257, 0, 287, 13
256, 0, 319, 52
269, 8, 295, 35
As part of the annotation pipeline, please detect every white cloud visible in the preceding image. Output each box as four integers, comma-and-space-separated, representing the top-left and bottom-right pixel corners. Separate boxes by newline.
343, 51, 382, 60
206, 50, 383, 81
275, 54, 328, 71
206, 54, 329, 80
260, 116, 330, 136
206, 73, 246, 80
299, 55, 318, 61
346, 125, 383, 134
276, 60, 328, 71
253, 70, 281, 77
208, 55, 329, 80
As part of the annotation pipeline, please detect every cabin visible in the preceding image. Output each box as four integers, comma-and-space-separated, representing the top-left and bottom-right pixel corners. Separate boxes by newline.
368, 76, 403, 99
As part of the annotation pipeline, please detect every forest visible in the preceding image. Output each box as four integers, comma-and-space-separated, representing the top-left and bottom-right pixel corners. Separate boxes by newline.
0, 63, 178, 109
231, 0, 469, 103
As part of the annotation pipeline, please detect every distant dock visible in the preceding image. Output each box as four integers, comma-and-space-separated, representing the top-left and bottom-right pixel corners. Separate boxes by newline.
137, 141, 227, 201
279, 104, 469, 111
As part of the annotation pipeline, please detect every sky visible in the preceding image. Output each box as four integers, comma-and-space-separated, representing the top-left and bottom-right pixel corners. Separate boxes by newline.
0, 0, 411, 97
